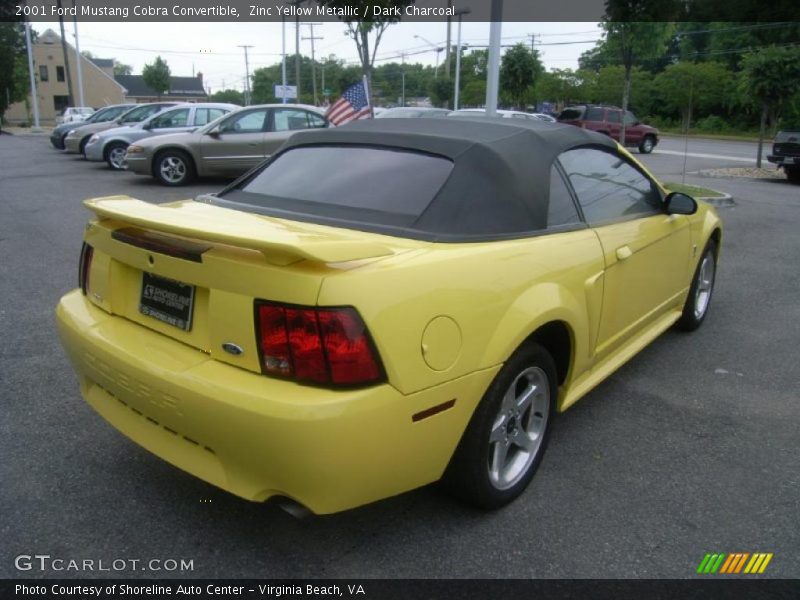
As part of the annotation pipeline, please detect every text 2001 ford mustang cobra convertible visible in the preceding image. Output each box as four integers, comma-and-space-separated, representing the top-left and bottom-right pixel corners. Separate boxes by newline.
56, 118, 721, 513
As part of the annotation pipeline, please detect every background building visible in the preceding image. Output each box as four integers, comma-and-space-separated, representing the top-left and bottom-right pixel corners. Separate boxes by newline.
115, 74, 208, 104
5, 29, 126, 125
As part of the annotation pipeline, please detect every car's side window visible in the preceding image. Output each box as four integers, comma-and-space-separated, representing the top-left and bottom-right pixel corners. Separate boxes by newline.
585, 107, 605, 121
548, 165, 582, 227
220, 109, 268, 134
558, 147, 662, 225
272, 109, 324, 132
195, 108, 228, 126
624, 111, 638, 126
150, 108, 190, 129
607, 110, 621, 124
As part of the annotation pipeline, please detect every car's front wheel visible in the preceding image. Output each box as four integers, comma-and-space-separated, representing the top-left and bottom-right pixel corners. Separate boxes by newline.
785, 165, 800, 184
676, 239, 717, 331
105, 142, 129, 170
154, 150, 195, 186
639, 135, 656, 154
442, 342, 556, 509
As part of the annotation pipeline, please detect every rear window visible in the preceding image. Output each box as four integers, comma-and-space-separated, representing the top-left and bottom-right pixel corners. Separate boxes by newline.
220, 146, 454, 228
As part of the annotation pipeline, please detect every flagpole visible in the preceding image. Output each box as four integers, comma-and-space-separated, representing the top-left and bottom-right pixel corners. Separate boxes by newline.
362, 74, 373, 118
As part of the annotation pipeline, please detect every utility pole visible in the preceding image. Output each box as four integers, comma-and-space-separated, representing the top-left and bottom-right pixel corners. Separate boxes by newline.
24, 19, 41, 130
453, 7, 471, 110
237, 45, 253, 105
485, 1, 503, 116
56, 0, 74, 107
400, 52, 406, 107
288, 0, 306, 102
72, 0, 85, 107
444, 0, 453, 83
527, 33, 537, 53
302, 23, 323, 105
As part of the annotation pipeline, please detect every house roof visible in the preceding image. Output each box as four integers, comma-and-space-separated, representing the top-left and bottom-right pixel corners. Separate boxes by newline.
90, 58, 115, 68
115, 75, 207, 98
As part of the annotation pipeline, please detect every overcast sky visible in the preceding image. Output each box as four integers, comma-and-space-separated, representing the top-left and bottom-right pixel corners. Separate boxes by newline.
32, 21, 603, 93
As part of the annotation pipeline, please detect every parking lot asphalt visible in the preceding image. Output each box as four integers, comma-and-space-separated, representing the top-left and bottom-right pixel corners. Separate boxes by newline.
1, 133, 798, 579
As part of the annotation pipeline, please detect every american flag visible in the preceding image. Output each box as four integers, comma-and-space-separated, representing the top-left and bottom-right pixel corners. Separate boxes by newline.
325, 80, 372, 126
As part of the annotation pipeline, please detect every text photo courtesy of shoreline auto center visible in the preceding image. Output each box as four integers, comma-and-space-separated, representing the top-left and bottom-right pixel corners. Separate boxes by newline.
1, 0, 799, 598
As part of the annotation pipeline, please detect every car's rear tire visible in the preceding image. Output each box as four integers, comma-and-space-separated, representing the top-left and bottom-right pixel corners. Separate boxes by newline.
786, 166, 800, 184
154, 149, 196, 186
442, 342, 556, 509
639, 135, 656, 154
105, 141, 129, 170
676, 239, 717, 332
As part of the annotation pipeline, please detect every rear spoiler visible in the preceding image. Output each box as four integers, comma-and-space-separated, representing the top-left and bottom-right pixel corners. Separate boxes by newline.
84, 196, 395, 265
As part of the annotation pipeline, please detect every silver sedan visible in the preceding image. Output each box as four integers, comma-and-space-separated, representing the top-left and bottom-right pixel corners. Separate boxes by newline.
84, 103, 238, 170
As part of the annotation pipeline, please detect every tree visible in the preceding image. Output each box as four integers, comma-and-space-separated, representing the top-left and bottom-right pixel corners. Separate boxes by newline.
113, 62, 133, 76
317, 0, 413, 100
142, 56, 171, 100
428, 77, 452, 108
740, 46, 800, 167
602, 19, 673, 144
210, 89, 245, 105
654, 61, 735, 132
500, 43, 544, 110
0, 22, 28, 128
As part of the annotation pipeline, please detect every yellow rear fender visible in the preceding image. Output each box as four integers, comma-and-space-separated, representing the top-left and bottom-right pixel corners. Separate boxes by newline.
480, 281, 589, 393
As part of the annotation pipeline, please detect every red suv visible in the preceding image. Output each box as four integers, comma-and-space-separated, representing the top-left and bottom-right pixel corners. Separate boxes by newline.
557, 105, 659, 154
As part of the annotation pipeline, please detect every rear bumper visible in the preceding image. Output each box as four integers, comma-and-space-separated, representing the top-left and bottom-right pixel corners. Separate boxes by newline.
64, 136, 83, 154
767, 155, 796, 166
56, 290, 494, 513
126, 155, 151, 175
84, 141, 104, 162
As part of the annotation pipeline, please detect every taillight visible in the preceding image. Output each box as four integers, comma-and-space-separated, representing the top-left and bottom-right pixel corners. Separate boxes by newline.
255, 302, 384, 387
78, 243, 93, 295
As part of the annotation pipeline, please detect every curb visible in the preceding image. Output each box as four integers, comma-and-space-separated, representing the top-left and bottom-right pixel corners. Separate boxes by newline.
696, 192, 735, 208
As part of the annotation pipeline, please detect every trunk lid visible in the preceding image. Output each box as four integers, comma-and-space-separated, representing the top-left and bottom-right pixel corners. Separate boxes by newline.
82, 195, 413, 375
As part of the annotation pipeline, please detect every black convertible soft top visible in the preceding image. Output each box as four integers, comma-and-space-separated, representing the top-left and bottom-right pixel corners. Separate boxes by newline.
220, 116, 618, 241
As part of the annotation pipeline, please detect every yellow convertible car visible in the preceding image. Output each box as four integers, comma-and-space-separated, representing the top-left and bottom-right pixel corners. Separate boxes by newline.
56, 118, 721, 513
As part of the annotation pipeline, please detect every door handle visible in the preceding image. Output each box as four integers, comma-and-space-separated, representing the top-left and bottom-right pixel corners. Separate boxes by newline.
616, 246, 633, 261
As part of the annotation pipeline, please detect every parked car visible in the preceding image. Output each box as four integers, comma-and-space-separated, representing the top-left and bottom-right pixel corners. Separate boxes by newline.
63, 102, 179, 155
56, 107, 95, 125
84, 103, 238, 170
767, 130, 800, 183
50, 104, 136, 149
557, 105, 659, 153
126, 104, 328, 186
450, 108, 555, 122
376, 107, 451, 118
56, 118, 721, 514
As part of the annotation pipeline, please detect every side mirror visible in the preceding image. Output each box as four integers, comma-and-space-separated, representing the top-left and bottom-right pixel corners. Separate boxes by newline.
665, 192, 698, 215
207, 129, 221, 138
142, 121, 153, 130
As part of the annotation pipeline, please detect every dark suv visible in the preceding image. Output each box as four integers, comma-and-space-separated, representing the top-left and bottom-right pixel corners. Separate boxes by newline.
557, 105, 659, 153
767, 131, 800, 183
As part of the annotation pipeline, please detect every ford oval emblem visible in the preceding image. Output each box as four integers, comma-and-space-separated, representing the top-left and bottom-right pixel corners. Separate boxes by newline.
222, 342, 244, 356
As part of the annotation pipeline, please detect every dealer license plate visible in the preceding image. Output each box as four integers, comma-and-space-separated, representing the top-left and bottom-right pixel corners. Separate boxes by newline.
139, 272, 195, 331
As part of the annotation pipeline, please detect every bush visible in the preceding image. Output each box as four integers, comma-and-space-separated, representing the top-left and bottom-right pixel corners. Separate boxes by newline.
694, 115, 732, 134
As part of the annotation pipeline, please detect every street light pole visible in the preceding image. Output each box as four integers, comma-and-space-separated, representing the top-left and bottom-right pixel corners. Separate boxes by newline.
72, 0, 85, 107
281, 16, 287, 103
302, 23, 323, 105
413, 35, 443, 80
485, 0, 503, 116
24, 19, 41, 130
